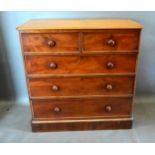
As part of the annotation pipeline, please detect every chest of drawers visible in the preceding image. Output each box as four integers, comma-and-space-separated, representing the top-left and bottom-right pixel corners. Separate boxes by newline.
17, 19, 143, 132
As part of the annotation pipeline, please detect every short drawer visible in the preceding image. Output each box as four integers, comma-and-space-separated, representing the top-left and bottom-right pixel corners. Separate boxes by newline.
29, 76, 135, 97
21, 33, 79, 52
83, 30, 140, 52
32, 97, 132, 119
25, 54, 137, 75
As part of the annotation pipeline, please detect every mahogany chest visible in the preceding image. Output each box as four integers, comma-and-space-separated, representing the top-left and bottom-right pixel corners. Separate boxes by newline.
17, 19, 143, 132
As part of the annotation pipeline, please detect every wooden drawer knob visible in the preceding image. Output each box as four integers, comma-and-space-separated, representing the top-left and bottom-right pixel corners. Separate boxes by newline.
48, 40, 56, 47
49, 62, 57, 69
106, 84, 113, 90
105, 105, 112, 112
106, 62, 114, 69
107, 39, 116, 47
53, 107, 61, 113
52, 85, 59, 91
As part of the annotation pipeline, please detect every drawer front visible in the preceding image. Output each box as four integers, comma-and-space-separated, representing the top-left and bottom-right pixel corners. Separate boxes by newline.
32, 97, 132, 119
21, 33, 79, 52
29, 76, 135, 97
26, 54, 137, 75
84, 30, 140, 52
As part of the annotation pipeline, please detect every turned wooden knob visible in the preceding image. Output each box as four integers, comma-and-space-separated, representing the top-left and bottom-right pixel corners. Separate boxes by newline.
49, 62, 57, 69
107, 39, 116, 47
53, 107, 61, 113
52, 85, 59, 91
106, 84, 113, 90
106, 62, 114, 69
105, 105, 112, 112
48, 40, 56, 47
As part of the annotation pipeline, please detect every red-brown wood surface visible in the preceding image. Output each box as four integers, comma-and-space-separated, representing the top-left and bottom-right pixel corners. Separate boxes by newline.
32, 119, 132, 132
21, 33, 80, 52
25, 54, 137, 75
84, 30, 140, 51
32, 97, 132, 119
29, 76, 135, 97
17, 21, 142, 131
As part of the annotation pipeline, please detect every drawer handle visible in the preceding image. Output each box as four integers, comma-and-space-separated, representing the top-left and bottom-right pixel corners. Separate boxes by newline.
48, 40, 56, 47
49, 62, 57, 69
105, 105, 112, 112
53, 107, 61, 113
106, 84, 113, 90
107, 39, 116, 47
106, 62, 114, 69
52, 85, 59, 91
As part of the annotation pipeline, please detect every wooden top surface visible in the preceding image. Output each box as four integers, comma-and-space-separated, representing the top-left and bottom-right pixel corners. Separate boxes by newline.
17, 19, 143, 30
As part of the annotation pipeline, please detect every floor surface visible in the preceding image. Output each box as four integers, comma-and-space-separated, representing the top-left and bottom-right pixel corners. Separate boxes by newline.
0, 98, 155, 143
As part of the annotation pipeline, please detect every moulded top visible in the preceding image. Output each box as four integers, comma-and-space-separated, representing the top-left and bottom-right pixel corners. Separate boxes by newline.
17, 19, 143, 30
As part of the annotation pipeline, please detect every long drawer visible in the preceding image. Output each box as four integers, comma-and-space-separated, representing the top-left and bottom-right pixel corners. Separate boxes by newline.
25, 54, 137, 75
32, 97, 132, 119
29, 76, 135, 97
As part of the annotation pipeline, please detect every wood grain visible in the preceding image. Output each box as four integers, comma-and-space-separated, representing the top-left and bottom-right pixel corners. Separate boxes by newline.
21, 33, 79, 52
32, 97, 132, 119
25, 54, 137, 75
29, 76, 135, 97
84, 30, 139, 51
